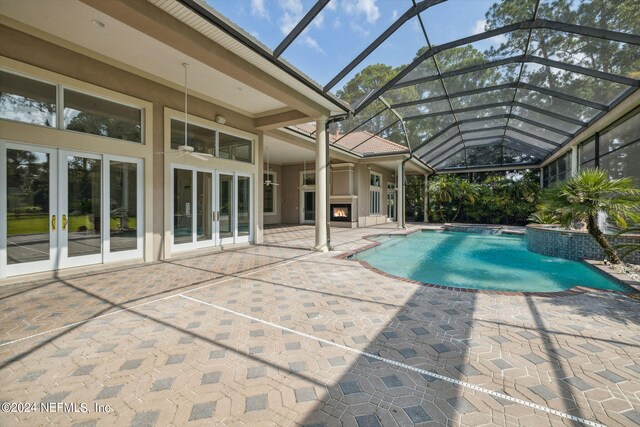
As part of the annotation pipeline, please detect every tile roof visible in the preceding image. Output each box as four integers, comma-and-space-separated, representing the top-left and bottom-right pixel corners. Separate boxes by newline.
291, 123, 408, 155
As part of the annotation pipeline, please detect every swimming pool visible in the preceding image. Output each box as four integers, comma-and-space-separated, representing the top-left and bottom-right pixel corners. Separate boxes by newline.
352, 231, 628, 293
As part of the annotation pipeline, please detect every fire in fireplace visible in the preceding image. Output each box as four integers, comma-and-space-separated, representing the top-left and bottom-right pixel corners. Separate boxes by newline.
330, 203, 351, 222
334, 207, 348, 218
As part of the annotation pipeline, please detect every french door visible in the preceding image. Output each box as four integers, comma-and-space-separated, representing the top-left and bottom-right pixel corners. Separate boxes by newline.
1, 142, 144, 278
300, 190, 315, 224
387, 183, 396, 221
171, 166, 252, 252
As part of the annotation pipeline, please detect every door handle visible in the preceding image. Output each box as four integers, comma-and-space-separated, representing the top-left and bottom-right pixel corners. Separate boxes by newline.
62, 214, 67, 231
51, 215, 56, 231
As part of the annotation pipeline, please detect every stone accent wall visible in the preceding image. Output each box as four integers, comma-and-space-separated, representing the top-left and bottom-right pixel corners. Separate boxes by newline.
527, 225, 640, 264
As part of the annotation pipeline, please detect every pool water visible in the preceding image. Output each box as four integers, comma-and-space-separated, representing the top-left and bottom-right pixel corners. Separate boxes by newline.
353, 231, 628, 293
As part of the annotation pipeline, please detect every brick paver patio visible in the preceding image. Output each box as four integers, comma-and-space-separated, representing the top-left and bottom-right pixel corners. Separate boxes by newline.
1, 224, 639, 426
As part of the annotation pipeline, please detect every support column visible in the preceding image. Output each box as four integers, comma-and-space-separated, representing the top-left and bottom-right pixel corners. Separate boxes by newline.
397, 160, 405, 229
255, 132, 264, 244
423, 174, 429, 223
570, 146, 578, 176
314, 118, 329, 252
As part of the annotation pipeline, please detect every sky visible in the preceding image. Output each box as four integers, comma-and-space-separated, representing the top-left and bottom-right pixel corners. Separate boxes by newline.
205, 0, 502, 93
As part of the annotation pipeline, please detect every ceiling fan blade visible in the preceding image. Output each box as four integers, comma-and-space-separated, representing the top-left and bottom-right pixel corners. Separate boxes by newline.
191, 152, 213, 161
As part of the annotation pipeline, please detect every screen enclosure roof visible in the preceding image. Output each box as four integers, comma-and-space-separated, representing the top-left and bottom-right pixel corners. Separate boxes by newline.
179, 0, 639, 172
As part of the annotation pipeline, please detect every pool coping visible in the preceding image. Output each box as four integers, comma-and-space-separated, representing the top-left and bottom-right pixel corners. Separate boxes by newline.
337, 227, 638, 298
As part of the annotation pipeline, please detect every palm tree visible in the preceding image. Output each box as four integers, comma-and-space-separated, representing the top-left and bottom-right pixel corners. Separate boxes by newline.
541, 169, 640, 264
428, 176, 456, 222
451, 180, 478, 222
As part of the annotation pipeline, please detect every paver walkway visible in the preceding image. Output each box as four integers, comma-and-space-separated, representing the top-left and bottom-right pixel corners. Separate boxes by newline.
1, 224, 639, 426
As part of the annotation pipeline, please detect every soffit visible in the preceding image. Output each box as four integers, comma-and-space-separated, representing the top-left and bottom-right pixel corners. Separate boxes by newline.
0, 0, 288, 116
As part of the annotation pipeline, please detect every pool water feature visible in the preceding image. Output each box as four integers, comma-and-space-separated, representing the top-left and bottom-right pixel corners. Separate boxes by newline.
353, 231, 628, 293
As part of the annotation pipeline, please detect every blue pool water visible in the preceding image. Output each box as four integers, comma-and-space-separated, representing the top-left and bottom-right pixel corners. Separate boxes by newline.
353, 231, 628, 292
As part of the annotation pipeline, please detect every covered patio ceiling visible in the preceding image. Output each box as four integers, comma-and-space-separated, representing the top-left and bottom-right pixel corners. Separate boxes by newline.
179, 0, 639, 172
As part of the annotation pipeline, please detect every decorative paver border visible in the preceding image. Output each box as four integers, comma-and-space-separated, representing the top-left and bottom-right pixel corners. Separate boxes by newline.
339, 228, 635, 298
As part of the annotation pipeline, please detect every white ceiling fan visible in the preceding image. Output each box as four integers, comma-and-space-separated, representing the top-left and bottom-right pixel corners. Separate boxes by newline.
158, 63, 213, 162
264, 145, 278, 187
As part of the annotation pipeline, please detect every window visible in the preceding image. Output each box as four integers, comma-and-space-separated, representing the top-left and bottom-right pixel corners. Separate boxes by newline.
64, 89, 142, 142
0, 70, 56, 127
170, 119, 216, 155
263, 172, 276, 215
1, 68, 147, 143
219, 132, 252, 163
370, 172, 382, 215
301, 171, 315, 186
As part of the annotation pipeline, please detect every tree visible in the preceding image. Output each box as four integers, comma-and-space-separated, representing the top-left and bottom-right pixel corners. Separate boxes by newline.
66, 112, 141, 142
335, 64, 400, 138
540, 168, 640, 264
405, 175, 425, 220
428, 175, 458, 222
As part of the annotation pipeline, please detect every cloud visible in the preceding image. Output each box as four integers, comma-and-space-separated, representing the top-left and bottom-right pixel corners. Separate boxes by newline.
313, 12, 325, 28
326, 0, 337, 10
273, 0, 326, 53
278, 0, 304, 34
301, 35, 325, 53
472, 19, 487, 34
350, 21, 369, 38
391, 9, 398, 21
280, 13, 298, 34
343, 0, 380, 24
251, 0, 269, 19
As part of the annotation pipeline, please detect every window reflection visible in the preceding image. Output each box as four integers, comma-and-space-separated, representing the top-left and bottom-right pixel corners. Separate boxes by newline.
0, 71, 56, 127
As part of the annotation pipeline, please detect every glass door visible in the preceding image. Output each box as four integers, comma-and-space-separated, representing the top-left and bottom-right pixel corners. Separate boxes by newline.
218, 172, 234, 245
172, 166, 216, 251
105, 156, 143, 262
301, 191, 315, 224
173, 167, 193, 246
1, 144, 144, 277
236, 174, 252, 243
59, 151, 103, 268
197, 171, 214, 243
387, 183, 396, 221
1, 143, 57, 277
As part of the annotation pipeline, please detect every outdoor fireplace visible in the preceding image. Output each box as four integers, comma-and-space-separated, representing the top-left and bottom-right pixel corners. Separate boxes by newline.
330, 203, 351, 222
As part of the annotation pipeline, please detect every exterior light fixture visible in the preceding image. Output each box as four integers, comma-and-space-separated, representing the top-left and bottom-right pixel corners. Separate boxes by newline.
91, 19, 105, 28
215, 115, 227, 125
